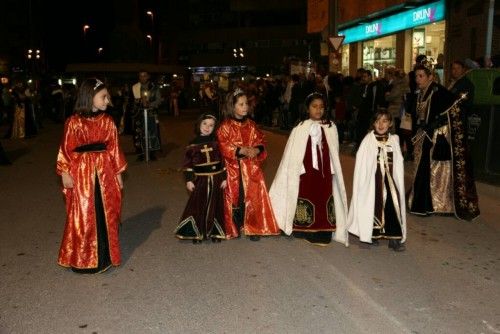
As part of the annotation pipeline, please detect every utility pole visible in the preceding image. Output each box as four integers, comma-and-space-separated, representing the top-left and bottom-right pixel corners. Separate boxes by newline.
485, 0, 495, 67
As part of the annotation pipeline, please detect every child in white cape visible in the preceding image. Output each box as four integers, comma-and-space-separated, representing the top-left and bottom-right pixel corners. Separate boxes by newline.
348, 109, 406, 251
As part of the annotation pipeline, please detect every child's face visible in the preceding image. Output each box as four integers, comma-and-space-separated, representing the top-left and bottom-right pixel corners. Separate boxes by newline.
308, 98, 324, 121
233, 95, 249, 119
200, 118, 215, 136
92, 88, 110, 112
374, 115, 392, 135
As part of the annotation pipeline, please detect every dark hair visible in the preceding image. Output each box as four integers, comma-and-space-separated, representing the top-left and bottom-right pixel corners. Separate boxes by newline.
73, 78, 107, 115
452, 60, 466, 69
298, 92, 332, 126
222, 88, 246, 118
194, 112, 218, 135
416, 54, 427, 64
370, 109, 393, 131
414, 64, 433, 77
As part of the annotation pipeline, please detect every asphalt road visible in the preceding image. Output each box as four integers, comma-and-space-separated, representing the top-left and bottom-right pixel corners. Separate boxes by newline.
1, 113, 499, 334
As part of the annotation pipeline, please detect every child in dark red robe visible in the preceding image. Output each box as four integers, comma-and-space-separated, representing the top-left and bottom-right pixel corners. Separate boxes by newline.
270, 93, 349, 246
175, 113, 227, 243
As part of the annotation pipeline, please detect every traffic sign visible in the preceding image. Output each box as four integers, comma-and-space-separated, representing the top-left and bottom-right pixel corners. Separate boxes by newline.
329, 36, 345, 51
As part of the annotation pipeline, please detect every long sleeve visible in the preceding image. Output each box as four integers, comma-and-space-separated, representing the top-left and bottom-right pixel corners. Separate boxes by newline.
56, 118, 76, 175
217, 122, 239, 162
107, 119, 127, 174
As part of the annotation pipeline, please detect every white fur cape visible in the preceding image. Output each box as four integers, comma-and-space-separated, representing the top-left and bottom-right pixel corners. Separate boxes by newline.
347, 131, 407, 243
269, 119, 349, 246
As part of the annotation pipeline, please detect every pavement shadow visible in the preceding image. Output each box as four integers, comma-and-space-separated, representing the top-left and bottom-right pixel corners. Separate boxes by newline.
4, 147, 31, 162
120, 206, 164, 265
158, 142, 179, 157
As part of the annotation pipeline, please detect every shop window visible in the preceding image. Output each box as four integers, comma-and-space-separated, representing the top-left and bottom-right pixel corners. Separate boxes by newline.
362, 35, 396, 78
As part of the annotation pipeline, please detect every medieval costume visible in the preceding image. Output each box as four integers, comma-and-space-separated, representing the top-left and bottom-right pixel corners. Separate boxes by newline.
269, 120, 349, 246
216, 117, 280, 239
348, 132, 406, 247
132, 81, 162, 160
175, 134, 226, 242
11, 103, 25, 139
408, 82, 479, 221
56, 112, 127, 273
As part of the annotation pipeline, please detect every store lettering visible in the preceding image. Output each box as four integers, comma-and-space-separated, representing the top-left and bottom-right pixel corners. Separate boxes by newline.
366, 23, 381, 35
413, 7, 436, 22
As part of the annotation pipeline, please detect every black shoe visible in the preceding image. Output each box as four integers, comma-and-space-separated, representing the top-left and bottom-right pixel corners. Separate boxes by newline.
371, 239, 380, 246
249, 236, 261, 241
388, 239, 405, 252
211, 237, 222, 243
192, 239, 202, 244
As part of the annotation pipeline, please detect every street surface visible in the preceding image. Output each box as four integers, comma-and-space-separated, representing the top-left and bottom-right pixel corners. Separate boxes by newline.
1, 112, 499, 334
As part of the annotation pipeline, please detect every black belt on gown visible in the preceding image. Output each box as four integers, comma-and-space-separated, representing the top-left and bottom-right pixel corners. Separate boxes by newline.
74, 143, 107, 152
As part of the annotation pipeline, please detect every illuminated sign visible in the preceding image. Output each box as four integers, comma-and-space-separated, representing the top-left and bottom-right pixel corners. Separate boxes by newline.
339, 0, 445, 44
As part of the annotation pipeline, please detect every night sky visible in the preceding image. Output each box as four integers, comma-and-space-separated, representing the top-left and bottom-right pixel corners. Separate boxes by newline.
1, 0, 156, 72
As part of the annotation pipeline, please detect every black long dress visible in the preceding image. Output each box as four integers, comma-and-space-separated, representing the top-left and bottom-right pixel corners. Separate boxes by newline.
175, 135, 226, 241
408, 82, 479, 220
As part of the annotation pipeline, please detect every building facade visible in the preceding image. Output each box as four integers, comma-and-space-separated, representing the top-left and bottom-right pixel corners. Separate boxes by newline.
336, 0, 500, 81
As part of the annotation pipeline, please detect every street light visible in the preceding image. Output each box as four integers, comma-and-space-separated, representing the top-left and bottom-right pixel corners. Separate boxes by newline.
146, 10, 154, 24
83, 24, 90, 36
98, 47, 103, 55
27, 49, 40, 60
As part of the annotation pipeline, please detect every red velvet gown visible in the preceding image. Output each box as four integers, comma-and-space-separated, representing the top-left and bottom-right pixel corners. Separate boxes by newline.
56, 113, 127, 271
216, 117, 280, 238
293, 129, 335, 244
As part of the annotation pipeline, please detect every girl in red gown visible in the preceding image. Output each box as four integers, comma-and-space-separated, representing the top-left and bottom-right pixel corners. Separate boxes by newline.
56, 78, 127, 273
216, 88, 280, 241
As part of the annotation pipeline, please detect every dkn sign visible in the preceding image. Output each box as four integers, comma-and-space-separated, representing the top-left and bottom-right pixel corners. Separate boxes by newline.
339, 0, 445, 44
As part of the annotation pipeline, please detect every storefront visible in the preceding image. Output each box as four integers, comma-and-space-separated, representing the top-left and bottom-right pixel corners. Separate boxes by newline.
338, 0, 446, 78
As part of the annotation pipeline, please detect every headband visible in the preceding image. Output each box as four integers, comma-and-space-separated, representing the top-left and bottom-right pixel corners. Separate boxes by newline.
233, 88, 244, 97
94, 79, 104, 90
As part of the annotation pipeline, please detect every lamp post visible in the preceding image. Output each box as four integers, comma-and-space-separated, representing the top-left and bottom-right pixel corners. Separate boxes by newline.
83, 24, 90, 38
233, 47, 245, 76
146, 10, 159, 63
146, 11, 154, 25
26, 49, 41, 74
82, 24, 90, 59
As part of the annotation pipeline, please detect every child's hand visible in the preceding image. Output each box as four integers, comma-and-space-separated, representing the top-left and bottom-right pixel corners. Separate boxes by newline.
116, 174, 123, 189
220, 180, 227, 189
246, 147, 259, 158
186, 181, 195, 192
61, 172, 74, 189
